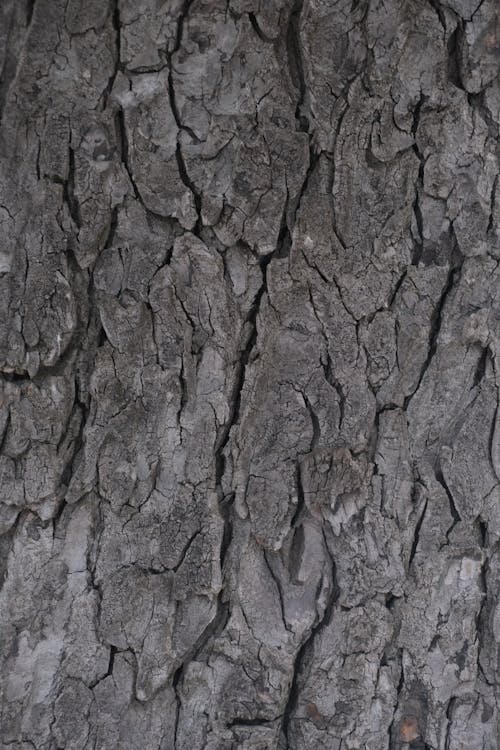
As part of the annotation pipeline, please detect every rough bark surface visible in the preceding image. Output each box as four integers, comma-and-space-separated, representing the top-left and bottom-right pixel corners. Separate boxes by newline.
0, 0, 499, 748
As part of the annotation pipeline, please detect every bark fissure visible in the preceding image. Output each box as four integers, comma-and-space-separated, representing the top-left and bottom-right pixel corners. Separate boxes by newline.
387, 650, 405, 747
64, 146, 81, 229
435, 468, 462, 541
100, 0, 121, 109
408, 498, 428, 569
281, 534, 339, 746
167, 1, 201, 232
404, 259, 462, 409
248, 13, 273, 43
116, 108, 139, 202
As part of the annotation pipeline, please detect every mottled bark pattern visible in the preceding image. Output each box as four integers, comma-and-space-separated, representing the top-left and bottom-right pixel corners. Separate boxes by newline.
0, 0, 499, 748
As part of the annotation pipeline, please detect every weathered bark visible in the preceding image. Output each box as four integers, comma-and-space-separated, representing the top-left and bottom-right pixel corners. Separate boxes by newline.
0, 0, 499, 748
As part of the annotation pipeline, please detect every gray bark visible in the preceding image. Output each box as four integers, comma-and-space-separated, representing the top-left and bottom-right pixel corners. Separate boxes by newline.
0, 0, 499, 748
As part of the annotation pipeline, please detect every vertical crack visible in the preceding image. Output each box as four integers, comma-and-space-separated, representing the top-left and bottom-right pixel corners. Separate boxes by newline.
447, 23, 465, 91
171, 253, 274, 743
263, 550, 292, 633
477, 517, 488, 548
411, 95, 426, 266
427, 0, 447, 33
303, 393, 320, 451
444, 696, 456, 750
116, 108, 139, 201
282, 0, 320, 250
275, 195, 293, 258
280, 529, 339, 746
214, 253, 272, 483
280, 639, 307, 747
475, 550, 490, 686
487, 175, 497, 235
248, 13, 272, 43
412, 166, 425, 266
88, 645, 117, 688
213, 251, 271, 562
101, 0, 121, 109
166, 1, 202, 233
408, 498, 428, 569
286, 0, 308, 133
488, 350, 500, 482
171, 597, 230, 749
387, 650, 405, 747
321, 351, 346, 431
403, 254, 462, 409
435, 469, 461, 541
172, 664, 182, 750
103, 203, 119, 251
473, 347, 488, 387
174, 142, 202, 230
290, 461, 306, 528
26, 0, 36, 26
63, 145, 81, 229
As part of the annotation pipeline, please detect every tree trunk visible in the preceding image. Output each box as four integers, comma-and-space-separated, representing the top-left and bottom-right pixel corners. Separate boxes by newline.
0, 0, 499, 748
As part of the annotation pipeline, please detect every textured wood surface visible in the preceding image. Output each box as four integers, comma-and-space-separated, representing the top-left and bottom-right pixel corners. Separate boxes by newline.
0, 1, 499, 748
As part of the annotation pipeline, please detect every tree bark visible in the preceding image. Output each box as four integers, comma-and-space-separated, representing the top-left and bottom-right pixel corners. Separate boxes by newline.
0, 0, 499, 748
